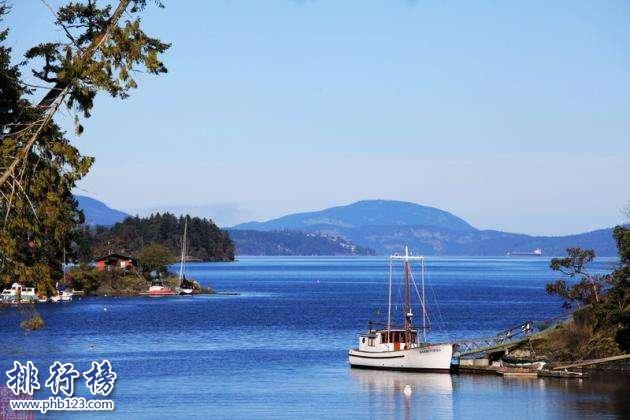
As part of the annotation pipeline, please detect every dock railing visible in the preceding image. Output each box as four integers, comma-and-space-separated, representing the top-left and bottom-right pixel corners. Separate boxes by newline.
454, 316, 567, 358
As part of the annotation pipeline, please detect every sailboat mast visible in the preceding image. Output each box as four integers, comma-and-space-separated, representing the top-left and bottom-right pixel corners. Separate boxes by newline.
178, 218, 188, 280
421, 257, 427, 342
389, 247, 425, 348
403, 247, 412, 348
387, 257, 392, 340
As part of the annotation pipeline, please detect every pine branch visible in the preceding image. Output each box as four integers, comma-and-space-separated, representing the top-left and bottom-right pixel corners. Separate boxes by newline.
0, 0, 132, 189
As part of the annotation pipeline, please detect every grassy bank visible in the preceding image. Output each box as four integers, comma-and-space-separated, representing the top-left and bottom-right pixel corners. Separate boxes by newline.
509, 226, 629, 367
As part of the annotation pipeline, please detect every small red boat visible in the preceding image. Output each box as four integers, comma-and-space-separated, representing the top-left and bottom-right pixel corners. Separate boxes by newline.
141, 279, 176, 297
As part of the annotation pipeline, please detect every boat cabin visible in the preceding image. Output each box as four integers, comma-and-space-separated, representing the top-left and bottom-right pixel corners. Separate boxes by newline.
358, 329, 419, 352
1, 283, 37, 303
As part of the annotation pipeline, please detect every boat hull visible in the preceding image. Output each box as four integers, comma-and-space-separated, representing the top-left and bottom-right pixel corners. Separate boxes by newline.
142, 291, 176, 297
348, 343, 453, 372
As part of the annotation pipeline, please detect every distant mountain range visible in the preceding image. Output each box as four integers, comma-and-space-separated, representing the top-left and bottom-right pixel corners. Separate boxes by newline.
235, 199, 474, 232
76, 195, 129, 226
75, 196, 374, 256
228, 230, 375, 256
232, 200, 620, 257
76, 196, 620, 257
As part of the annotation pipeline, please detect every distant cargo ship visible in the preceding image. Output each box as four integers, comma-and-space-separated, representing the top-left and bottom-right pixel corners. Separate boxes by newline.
506, 248, 543, 256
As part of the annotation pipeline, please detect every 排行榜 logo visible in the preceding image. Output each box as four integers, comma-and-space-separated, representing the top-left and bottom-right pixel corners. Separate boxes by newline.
3, 360, 117, 414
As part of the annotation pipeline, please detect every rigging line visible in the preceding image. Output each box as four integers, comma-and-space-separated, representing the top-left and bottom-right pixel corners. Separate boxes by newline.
426, 268, 451, 341
408, 269, 430, 332
394, 263, 403, 321
387, 257, 392, 333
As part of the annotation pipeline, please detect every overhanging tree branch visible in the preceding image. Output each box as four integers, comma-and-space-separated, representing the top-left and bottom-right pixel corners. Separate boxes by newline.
0, 0, 131, 189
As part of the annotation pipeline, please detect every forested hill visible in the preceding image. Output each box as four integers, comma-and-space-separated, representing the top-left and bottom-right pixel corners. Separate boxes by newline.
84, 213, 234, 262
75, 197, 374, 257
232, 199, 619, 256
228, 229, 375, 256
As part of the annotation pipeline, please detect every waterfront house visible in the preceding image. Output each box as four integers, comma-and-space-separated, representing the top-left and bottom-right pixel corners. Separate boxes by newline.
95, 253, 137, 271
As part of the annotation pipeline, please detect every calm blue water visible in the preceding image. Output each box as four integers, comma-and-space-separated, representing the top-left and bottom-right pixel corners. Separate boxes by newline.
0, 256, 627, 419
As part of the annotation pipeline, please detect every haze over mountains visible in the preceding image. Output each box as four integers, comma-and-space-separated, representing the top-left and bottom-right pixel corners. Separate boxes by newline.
76, 196, 130, 227
232, 200, 618, 256
74, 196, 374, 256
77, 196, 619, 256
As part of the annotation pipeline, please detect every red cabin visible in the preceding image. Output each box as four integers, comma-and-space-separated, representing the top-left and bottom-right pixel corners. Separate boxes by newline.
95, 253, 137, 272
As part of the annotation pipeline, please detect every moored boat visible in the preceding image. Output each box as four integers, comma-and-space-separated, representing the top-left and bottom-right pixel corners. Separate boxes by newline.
177, 218, 194, 296
142, 279, 177, 297
60, 290, 74, 302
348, 247, 453, 372
1, 283, 37, 304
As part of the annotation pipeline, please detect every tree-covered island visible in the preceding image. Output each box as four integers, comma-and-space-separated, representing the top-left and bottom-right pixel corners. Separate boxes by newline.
63, 213, 234, 297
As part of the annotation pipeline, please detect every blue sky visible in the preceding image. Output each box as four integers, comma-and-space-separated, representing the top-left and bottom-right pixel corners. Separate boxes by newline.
5, 1, 630, 234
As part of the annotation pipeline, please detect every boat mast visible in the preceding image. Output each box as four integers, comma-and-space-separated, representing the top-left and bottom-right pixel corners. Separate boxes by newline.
403, 246, 412, 349
421, 257, 427, 343
387, 257, 392, 341
389, 247, 425, 348
178, 218, 188, 281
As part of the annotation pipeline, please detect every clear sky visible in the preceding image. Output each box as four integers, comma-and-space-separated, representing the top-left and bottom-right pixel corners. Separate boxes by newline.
5, 1, 630, 234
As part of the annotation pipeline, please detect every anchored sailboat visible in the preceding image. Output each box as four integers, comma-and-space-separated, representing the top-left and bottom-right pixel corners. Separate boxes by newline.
348, 247, 453, 371
177, 218, 194, 295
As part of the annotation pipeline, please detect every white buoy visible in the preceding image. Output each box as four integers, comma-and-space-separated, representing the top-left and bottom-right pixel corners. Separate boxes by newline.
403, 385, 412, 397
103, 307, 107, 311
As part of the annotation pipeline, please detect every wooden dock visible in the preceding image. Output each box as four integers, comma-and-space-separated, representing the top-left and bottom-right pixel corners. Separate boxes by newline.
538, 369, 586, 378
497, 367, 538, 378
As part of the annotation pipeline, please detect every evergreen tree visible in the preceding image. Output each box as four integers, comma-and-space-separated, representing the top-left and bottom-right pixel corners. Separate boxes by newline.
85, 213, 235, 262
0, 1, 168, 293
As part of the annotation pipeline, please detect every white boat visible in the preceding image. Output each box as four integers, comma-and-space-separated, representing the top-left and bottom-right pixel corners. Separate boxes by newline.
177, 218, 194, 295
348, 247, 453, 372
1, 283, 37, 303
142, 281, 176, 296
60, 290, 74, 302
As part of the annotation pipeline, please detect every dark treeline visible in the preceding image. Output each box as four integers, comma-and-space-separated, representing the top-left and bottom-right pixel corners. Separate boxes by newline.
80, 213, 234, 262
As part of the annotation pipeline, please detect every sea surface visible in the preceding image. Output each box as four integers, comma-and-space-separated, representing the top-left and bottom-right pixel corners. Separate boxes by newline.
0, 256, 628, 419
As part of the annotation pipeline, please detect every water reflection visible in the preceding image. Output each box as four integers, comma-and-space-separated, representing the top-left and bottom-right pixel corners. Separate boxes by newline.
350, 369, 630, 419
350, 369, 454, 420
541, 373, 630, 418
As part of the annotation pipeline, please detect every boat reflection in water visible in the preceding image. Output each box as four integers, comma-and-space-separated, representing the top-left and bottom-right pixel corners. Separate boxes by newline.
349, 369, 454, 420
